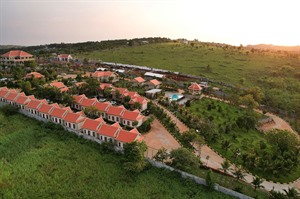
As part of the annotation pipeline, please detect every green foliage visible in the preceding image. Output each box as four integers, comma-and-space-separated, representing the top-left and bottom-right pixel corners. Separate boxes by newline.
0, 105, 18, 116
137, 116, 153, 133
220, 159, 231, 173
84, 106, 101, 119
0, 111, 234, 199
251, 176, 264, 190
205, 170, 215, 192
153, 147, 169, 162
123, 141, 148, 173
170, 148, 199, 172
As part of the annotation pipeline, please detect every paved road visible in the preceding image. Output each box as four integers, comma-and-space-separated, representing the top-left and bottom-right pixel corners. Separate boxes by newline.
155, 99, 300, 193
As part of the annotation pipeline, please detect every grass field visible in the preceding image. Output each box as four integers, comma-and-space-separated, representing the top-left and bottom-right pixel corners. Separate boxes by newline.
76, 42, 300, 86
188, 98, 300, 182
0, 111, 237, 199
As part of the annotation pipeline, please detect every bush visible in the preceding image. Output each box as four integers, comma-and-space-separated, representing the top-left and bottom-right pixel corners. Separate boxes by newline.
0, 105, 19, 116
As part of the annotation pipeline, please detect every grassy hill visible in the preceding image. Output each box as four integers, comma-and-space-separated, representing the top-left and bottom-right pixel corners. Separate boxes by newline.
0, 110, 235, 199
76, 42, 300, 132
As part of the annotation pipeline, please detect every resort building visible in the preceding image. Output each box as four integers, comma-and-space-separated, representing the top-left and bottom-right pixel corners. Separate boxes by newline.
1, 50, 34, 66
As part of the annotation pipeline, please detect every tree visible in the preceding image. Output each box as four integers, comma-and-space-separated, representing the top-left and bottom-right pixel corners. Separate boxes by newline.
153, 147, 169, 162
21, 81, 32, 95
246, 87, 264, 103
269, 190, 288, 199
170, 148, 199, 171
221, 139, 231, 152
283, 187, 299, 199
123, 141, 148, 173
133, 102, 141, 110
220, 159, 231, 173
84, 106, 101, 119
239, 94, 259, 109
205, 170, 215, 191
232, 166, 245, 180
236, 115, 256, 132
251, 176, 264, 190
61, 93, 75, 107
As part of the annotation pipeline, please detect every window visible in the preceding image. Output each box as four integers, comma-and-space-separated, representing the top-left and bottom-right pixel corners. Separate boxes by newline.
73, 124, 75, 129
92, 132, 95, 137
127, 121, 130, 125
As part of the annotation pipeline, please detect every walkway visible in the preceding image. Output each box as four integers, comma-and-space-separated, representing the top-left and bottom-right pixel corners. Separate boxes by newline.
154, 99, 300, 193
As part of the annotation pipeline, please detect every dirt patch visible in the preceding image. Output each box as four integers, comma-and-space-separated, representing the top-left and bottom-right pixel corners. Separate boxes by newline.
143, 119, 181, 158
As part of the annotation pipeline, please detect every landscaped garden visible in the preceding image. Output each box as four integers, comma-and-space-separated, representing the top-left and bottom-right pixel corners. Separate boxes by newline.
186, 98, 300, 183
0, 109, 235, 199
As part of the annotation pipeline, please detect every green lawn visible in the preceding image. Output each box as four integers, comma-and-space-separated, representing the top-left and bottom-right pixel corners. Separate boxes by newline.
0, 111, 235, 199
187, 98, 300, 183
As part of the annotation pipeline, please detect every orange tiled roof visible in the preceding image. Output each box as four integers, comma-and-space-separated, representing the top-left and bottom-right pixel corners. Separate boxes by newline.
122, 109, 144, 121
50, 107, 71, 118
1, 50, 33, 58
82, 117, 104, 131
0, 90, 9, 98
129, 96, 148, 105
63, 112, 86, 123
4, 92, 19, 101
15, 95, 32, 105
49, 82, 66, 89
94, 101, 111, 112
97, 123, 120, 138
149, 79, 161, 86
27, 99, 46, 109
134, 77, 145, 83
38, 103, 58, 114
58, 54, 71, 58
188, 83, 202, 91
92, 71, 113, 77
80, 98, 97, 107
99, 83, 113, 90
73, 94, 86, 104
106, 105, 125, 116
25, 72, 44, 79
116, 129, 139, 143
0, 87, 8, 91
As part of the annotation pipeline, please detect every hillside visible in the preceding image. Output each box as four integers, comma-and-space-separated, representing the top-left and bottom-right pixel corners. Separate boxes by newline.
76, 42, 300, 132
0, 111, 233, 199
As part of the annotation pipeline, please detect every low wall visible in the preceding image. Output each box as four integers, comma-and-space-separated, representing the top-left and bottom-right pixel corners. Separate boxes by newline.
148, 159, 253, 199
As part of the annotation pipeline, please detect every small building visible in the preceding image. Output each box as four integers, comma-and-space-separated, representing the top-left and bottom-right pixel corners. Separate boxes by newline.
63, 111, 86, 132
38, 103, 59, 121
49, 81, 69, 92
81, 117, 105, 137
79, 98, 98, 110
144, 72, 165, 79
94, 101, 111, 118
50, 106, 71, 125
129, 96, 148, 111
72, 94, 87, 110
115, 128, 142, 148
145, 89, 162, 98
25, 72, 44, 79
188, 82, 202, 95
121, 109, 144, 127
1, 50, 34, 66
92, 71, 119, 83
145, 79, 161, 89
106, 105, 126, 123
57, 54, 72, 62
132, 76, 146, 86
97, 123, 120, 143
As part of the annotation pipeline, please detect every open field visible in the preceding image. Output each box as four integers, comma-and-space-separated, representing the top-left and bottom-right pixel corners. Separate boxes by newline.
0, 111, 235, 199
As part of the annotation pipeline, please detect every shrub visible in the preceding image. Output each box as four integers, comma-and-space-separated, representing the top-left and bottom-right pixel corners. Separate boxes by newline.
0, 105, 19, 116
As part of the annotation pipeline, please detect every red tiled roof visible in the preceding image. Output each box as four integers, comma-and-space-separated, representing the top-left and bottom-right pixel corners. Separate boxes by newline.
63, 112, 85, 123
58, 54, 71, 58
149, 79, 161, 86
188, 83, 202, 91
82, 117, 104, 131
114, 88, 128, 95
80, 98, 97, 107
25, 72, 44, 79
92, 71, 113, 77
15, 95, 31, 105
134, 77, 145, 83
75, 82, 86, 87
122, 109, 144, 121
73, 94, 86, 104
106, 105, 125, 116
0, 87, 8, 91
99, 83, 113, 90
116, 129, 139, 143
97, 123, 120, 138
38, 103, 58, 114
130, 96, 148, 105
50, 107, 70, 118
0, 90, 9, 98
4, 92, 18, 101
124, 91, 138, 98
1, 50, 33, 58
94, 101, 111, 112
27, 99, 46, 109
49, 82, 66, 89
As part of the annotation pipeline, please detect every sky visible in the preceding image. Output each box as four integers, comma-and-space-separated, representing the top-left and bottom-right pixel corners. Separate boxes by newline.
0, 0, 299, 46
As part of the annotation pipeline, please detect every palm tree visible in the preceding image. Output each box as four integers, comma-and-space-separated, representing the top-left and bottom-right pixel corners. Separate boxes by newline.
221, 139, 231, 152
251, 176, 264, 190
283, 187, 299, 199
220, 159, 231, 173
232, 166, 245, 180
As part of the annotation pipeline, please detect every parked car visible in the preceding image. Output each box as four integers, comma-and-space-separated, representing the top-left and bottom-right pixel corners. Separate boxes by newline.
99, 98, 106, 102
110, 101, 117, 105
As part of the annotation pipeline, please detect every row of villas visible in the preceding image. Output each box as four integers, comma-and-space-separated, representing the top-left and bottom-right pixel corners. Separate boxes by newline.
0, 87, 143, 149
71, 94, 145, 128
